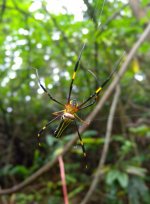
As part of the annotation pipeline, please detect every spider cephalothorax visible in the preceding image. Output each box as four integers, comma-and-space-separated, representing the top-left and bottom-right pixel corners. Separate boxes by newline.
64, 100, 78, 118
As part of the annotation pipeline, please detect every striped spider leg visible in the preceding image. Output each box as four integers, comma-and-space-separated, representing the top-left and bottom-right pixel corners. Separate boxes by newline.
77, 53, 124, 110
35, 68, 64, 106
36, 44, 87, 162
37, 115, 61, 146
53, 43, 88, 165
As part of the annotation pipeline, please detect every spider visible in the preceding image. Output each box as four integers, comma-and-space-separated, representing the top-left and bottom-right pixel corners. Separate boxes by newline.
36, 44, 118, 166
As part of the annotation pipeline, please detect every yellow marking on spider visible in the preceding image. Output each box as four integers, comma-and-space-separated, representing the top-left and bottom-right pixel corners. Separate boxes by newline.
39, 143, 41, 146
72, 72, 76, 79
80, 141, 83, 145
38, 134, 40, 137
43, 126, 46, 130
96, 87, 102, 94
55, 119, 71, 138
84, 153, 86, 157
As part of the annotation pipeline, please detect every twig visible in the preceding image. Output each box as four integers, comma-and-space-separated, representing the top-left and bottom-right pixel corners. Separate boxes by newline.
96, 3, 128, 35
80, 85, 120, 204
0, 0, 6, 22
129, 0, 147, 20
58, 156, 69, 204
0, 21, 150, 195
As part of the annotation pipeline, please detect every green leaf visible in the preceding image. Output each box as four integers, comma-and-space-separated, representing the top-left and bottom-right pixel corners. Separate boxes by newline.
128, 177, 150, 204
129, 125, 150, 136
106, 169, 128, 188
68, 185, 84, 199
117, 172, 129, 188
10, 165, 29, 177
106, 169, 120, 185
82, 130, 97, 137
126, 166, 147, 177
0, 164, 12, 177
46, 134, 58, 146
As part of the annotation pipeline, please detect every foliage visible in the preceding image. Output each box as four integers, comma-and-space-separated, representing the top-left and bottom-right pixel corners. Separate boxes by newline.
0, 0, 150, 203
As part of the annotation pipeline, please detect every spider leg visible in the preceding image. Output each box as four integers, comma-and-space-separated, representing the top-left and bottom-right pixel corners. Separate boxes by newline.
75, 120, 87, 168
35, 69, 64, 106
74, 114, 89, 125
67, 43, 85, 103
54, 118, 72, 138
77, 81, 104, 109
37, 115, 60, 146
79, 98, 97, 110
78, 53, 124, 109
52, 110, 65, 116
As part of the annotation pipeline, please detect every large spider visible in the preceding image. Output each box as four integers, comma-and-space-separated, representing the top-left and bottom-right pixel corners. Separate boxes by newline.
36, 44, 116, 165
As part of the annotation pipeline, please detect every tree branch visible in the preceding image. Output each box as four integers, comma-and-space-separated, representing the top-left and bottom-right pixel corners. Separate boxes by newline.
99, 3, 128, 32
0, 0, 6, 22
58, 156, 69, 204
129, 0, 147, 20
0, 21, 150, 196
80, 85, 120, 204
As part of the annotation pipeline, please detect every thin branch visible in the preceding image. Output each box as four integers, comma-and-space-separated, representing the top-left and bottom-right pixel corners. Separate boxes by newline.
128, 101, 150, 112
0, 21, 150, 195
129, 0, 147, 20
83, 0, 97, 24
99, 3, 128, 33
58, 156, 69, 204
80, 85, 120, 204
11, 0, 30, 17
0, 0, 6, 22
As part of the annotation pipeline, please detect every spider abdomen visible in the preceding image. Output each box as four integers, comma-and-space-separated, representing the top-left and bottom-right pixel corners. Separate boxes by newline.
63, 112, 75, 120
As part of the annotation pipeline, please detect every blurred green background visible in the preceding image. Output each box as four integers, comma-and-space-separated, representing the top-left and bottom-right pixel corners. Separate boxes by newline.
0, 0, 150, 203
